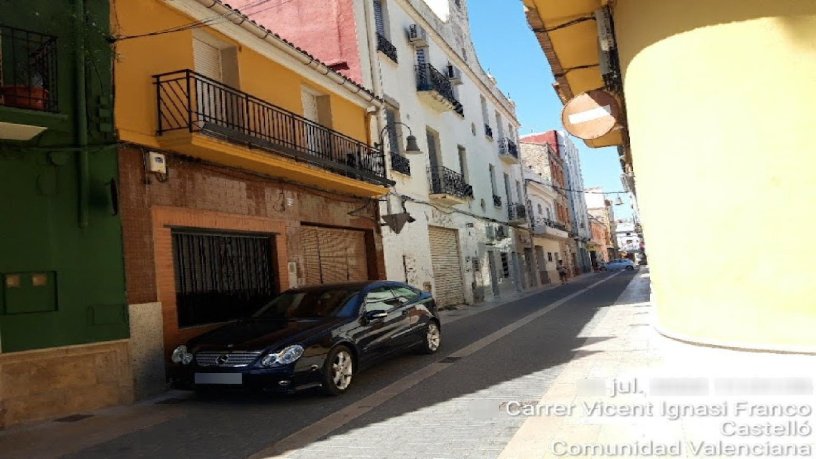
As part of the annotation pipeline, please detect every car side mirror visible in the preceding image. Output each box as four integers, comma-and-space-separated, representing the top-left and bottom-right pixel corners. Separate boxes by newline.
364, 310, 388, 321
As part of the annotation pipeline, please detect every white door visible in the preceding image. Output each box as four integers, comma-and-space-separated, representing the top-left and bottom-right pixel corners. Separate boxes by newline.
301, 88, 322, 155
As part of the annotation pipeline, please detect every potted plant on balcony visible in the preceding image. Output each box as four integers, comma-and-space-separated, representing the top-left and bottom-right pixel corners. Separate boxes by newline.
1, 69, 47, 111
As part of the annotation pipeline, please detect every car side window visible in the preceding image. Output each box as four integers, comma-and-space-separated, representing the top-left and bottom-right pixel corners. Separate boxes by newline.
391, 286, 420, 304
364, 287, 399, 314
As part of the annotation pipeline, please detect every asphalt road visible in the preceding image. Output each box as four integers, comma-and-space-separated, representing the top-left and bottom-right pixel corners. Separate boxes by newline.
59, 271, 635, 459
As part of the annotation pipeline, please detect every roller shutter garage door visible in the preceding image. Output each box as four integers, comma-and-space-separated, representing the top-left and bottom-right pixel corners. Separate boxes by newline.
428, 226, 465, 307
301, 226, 368, 285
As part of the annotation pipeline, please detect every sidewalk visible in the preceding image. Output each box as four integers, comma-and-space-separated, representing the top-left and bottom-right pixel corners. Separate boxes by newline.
499, 268, 816, 458
440, 274, 588, 325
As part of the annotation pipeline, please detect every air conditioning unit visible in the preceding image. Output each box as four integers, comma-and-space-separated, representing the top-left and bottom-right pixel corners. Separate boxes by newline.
446, 64, 463, 85
407, 24, 428, 47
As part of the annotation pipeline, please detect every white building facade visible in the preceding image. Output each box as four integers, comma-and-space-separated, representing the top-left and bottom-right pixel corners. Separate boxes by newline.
555, 131, 592, 273
231, 0, 529, 306
369, 0, 529, 306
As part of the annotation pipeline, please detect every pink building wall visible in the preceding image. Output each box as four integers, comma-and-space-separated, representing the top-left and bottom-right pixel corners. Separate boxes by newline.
229, 0, 364, 83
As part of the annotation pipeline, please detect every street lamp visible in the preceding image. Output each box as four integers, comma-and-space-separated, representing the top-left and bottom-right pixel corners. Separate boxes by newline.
378, 121, 422, 155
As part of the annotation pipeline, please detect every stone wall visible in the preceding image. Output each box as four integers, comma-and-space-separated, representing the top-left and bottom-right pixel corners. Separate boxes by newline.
0, 340, 133, 428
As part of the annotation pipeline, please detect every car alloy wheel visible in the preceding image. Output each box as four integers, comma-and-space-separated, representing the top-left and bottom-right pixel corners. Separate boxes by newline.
323, 346, 353, 395
421, 322, 441, 354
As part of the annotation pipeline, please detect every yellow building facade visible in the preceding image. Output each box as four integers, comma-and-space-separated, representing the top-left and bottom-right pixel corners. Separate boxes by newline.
114, 0, 387, 198
113, 0, 393, 399
524, 0, 816, 351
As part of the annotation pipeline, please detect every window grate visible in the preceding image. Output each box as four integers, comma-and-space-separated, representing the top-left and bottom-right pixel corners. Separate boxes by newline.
172, 230, 278, 327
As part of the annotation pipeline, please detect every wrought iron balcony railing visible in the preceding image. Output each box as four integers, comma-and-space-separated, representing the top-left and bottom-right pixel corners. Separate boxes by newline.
390, 152, 410, 175
499, 137, 519, 159
0, 25, 58, 112
154, 70, 389, 186
493, 194, 502, 207
532, 217, 569, 233
376, 33, 398, 63
485, 124, 493, 139
430, 166, 473, 199
508, 202, 527, 221
415, 63, 463, 115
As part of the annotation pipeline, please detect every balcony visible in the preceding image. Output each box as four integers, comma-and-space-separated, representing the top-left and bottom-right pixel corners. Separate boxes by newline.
376, 33, 398, 63
154, 70, 391, 196
485, 124, 493, 139
532, 218, 569, 240
508, 203, 527, 223
415, 64, 463, 115
390, 152, 410, 175
0, 25, 58, 114
499, 137, 520, 164
429, 166, 472, 205
493, 194, 502, 207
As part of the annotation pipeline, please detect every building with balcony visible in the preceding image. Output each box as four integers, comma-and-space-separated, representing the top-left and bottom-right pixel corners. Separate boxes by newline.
0, 0, 131, 428
615, 220, 643, 261
520, 133, 584, 273
522, 131, 591, 275
523, 167, 570, 286
522, 0, 816, 352
585, 186, 618, 261
588, 216, 612, 268
114, 0, 391, 397
235, 0, 528, 307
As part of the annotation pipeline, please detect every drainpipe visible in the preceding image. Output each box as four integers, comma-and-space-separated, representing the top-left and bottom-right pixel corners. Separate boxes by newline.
361, 0, 392, 216
75, 0, 89, 228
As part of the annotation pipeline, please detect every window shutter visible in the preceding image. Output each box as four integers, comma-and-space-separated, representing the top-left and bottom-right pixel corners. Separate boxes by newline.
193, 38, 223, 82
373, 0, 385, 35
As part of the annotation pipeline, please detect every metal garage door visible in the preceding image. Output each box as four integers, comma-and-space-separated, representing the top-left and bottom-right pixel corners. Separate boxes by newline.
428, 226, 465, 307
301, 226, 368, 285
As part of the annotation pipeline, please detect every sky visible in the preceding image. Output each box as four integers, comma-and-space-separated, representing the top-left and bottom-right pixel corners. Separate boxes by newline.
466, 0, 633, 220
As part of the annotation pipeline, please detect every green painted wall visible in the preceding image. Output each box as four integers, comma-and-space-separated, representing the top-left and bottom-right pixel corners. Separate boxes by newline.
0, 0, 127, 352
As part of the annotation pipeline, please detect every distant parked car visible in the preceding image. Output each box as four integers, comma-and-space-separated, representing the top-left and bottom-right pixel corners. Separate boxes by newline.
170, 281, 440, 395
606, 259, 636, 271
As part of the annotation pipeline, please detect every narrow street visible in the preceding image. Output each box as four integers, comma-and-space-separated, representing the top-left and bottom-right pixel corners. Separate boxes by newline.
0, 271, 635, 459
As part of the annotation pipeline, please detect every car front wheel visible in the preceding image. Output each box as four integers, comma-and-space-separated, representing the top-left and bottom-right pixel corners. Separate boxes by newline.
322, 345, 354, 395
625, 266, 634, 271
418, 321, 441, 354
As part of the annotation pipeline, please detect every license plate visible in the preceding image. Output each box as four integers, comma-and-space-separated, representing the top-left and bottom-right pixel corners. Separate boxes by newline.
195, 373, 243, 385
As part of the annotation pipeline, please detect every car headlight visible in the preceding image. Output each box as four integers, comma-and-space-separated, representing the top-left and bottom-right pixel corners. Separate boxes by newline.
260, 345, 304, 367
171, 345, 193, 365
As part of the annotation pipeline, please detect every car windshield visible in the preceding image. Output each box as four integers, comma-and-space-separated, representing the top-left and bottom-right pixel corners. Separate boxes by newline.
252, 287, 360, 319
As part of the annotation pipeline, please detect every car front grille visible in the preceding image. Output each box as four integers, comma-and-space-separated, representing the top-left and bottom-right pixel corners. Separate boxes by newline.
195, 351, 263, 367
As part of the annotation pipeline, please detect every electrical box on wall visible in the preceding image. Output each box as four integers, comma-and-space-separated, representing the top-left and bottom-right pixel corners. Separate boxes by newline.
148, 152, 167, 175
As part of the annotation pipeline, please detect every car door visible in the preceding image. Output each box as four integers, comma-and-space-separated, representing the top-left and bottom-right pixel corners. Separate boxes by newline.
357, 287, 405, 358
389, 285, 426, 347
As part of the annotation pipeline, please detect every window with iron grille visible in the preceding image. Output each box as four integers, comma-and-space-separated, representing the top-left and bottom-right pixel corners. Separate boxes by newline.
500, 252, 510, 278
172, 230, 279, 327
548, 252, 553, 262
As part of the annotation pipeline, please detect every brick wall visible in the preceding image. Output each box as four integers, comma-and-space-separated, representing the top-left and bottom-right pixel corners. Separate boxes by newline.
118, 145, 386, 354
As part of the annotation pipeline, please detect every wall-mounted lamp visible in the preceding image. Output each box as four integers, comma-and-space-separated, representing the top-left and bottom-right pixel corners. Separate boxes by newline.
379, 121, 422, 155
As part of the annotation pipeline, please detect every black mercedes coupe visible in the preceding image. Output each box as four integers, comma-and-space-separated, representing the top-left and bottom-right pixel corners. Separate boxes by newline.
170, 281, 441, 395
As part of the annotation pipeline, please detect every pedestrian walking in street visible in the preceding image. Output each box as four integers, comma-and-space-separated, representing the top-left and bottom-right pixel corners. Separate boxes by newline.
557, 261, 569, 285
